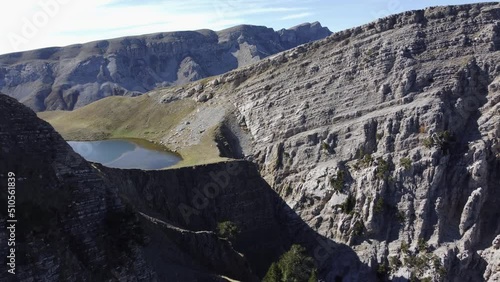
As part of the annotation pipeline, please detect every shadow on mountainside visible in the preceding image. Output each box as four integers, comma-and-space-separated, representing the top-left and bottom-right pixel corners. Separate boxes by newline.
102, 160, 375, 281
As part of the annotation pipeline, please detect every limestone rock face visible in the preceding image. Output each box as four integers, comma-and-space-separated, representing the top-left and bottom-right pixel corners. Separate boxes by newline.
139, 3, 500, 281
0, 23, 330, 111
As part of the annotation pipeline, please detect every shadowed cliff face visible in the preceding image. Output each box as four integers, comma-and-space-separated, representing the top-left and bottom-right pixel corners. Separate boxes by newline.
40, 3, 500, 281
0, 94, 155, 281
101, 161, 377, 280
0, 22, 330, 112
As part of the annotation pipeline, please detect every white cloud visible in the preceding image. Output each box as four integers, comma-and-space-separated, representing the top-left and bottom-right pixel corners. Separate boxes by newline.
280, 12, 314, 20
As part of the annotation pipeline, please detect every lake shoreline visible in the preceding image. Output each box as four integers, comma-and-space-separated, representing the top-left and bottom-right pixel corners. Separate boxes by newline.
68, 139, 182, 170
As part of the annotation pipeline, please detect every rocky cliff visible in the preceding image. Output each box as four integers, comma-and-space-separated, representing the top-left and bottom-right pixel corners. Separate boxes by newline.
0, 93, 156, 281
41, 3, 500, 281
0, 22, 330, 112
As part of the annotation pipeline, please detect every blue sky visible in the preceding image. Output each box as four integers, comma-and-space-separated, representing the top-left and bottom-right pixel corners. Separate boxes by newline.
0, 0, 491, 54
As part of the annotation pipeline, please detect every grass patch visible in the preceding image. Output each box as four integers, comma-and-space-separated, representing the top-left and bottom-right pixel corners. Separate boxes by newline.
39, 94, 228, 167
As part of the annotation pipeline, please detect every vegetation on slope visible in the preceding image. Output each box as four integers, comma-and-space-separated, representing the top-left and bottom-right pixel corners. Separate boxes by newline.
263, 244, 317, 282
38, 94, 226, 167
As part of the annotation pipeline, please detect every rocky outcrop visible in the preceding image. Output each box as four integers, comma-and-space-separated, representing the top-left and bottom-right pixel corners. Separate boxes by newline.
0, 94, 155, 281
0, 22, 330, 112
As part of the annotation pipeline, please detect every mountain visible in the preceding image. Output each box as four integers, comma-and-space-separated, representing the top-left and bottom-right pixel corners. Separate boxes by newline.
0, 22, 330, 112
40, 3, 500, 281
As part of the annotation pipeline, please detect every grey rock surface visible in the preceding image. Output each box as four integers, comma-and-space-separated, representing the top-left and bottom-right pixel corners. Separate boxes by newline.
143, 3, 500, 281
0, 22, 330, 112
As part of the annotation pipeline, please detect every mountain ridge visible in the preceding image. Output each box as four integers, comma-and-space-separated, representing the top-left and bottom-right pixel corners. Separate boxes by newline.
0, 22, 331, 112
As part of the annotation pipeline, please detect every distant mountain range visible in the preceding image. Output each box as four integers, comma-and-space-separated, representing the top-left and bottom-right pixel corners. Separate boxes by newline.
0, 22, 331, 111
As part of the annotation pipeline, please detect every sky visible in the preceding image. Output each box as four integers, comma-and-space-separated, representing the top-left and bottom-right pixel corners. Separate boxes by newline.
0, 0, 492, 55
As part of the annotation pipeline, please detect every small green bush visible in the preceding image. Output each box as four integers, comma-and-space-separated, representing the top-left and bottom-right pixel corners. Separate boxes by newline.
263, 262, 281, 282
396, 210, 406, 223
217, 221, 240, 241
401, 241, 409, 254
374, 197, 384, 213
377, 263, 388, 275
352, 220, 364, 236
376, 132, 384, 140
355, 152, 373, 169
400, 157, 412, 170
322, 142, 330, 152
341, 194, 356, 214
263, 244, 316, 282
308, 269, 318, 282
330, 170, 345, 192
423, 137, 434, 148
423, 130, 454, 152
389, 256, 401, 271
376, 158, 390, 180
418, 238, 429, 253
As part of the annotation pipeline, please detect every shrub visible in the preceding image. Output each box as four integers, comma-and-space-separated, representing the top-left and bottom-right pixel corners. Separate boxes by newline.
400, 157, 412, 170
423, 130, 454, 153
389, 256, 401, 271
376, 132, 384, 140
322, 142, 330, 153
217, 221, 240, 241
352, 220, 364, 236
362, 154, 374, 166
374, 197, 384, 213
396, 210, 406, 223
418, 238, 429, 253
308, 269, 318, 282
263, 262, 281, 282
341, 194, 356, 214
264, 244, 316, 282
423, 137, 434, 148
355, 152, 374, 169
377, 263, 388, 276
401, 241, 409, 254
330, 170, 345, 192
376, 158, 390, 180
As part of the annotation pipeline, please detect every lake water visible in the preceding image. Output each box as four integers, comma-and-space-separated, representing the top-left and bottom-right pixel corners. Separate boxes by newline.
68, 139, 181, 170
